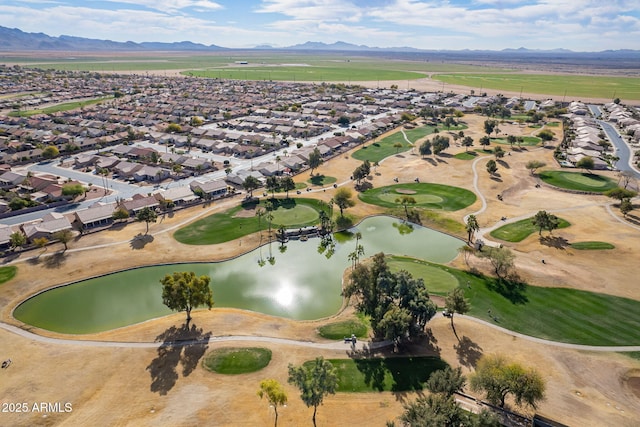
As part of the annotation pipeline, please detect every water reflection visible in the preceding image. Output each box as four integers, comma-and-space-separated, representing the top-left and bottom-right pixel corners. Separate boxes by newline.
14, 216, 463, 333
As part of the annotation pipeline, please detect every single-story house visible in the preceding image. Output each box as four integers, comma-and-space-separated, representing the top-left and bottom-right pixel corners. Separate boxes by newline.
74, 202, 118, 229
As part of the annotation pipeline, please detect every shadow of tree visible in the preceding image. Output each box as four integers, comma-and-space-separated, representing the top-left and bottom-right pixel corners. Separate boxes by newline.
43, 251, 67, 269
539, 235, 569, 249
490, 176, 503, 182
423, 158, 437, 166
486, 276, 528, 305
147, 323, 212, 395
130, 233, 154, 250
455, 335, 483, 368
497, 160, 510, 169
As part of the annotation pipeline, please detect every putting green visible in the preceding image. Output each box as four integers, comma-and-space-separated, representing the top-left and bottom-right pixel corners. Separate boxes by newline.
387, 256, 458, 295
269, 204, 319, 225
378, 192, 444, 204
539, 171, 617, 193
359, 183, 476, 211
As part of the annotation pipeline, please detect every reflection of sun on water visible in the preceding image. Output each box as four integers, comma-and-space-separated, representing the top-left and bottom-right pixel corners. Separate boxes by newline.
274, 282, 295, 307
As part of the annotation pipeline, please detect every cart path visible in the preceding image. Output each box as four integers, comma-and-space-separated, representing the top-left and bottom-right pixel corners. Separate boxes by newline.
2, 317, 639, 352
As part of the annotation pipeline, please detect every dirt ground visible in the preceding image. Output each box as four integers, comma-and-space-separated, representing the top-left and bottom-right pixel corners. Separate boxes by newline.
2, 114, 640, 426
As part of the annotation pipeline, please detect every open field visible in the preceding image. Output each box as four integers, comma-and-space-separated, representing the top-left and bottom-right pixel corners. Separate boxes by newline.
433, 73, 640, 101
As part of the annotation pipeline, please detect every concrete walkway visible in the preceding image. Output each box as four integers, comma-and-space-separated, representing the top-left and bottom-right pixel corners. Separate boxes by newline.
3, 316, 639, 352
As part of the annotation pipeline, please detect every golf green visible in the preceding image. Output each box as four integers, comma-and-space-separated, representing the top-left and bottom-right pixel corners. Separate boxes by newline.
359, 183, 476, 211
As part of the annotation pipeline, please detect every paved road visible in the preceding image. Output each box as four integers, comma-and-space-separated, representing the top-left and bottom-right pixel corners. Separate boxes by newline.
598, 120, 640, 179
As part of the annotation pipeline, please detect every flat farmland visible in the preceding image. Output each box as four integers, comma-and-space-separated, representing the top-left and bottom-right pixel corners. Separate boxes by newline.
433, 72, 640, 100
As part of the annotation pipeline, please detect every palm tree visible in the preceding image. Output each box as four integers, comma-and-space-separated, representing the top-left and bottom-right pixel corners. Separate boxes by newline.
465, 215, 479, 243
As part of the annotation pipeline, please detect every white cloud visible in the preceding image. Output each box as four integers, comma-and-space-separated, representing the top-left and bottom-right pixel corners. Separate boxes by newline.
256, 0, 362, 21
99, 0, 223, 13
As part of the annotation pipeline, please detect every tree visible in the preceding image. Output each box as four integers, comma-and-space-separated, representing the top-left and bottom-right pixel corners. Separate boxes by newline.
112, 207, 130, 222
288, 356, 337, 427
461, 136, 473, 152
525, 160, 546, 175
42, 145, 60, 159
337, 115, 350, 126
483, 119, 497, 137
507, 134, 517, 148
160, 271, 214, 324
53, 229, 73, 251
605, 187, 637, 202
400, 394, 470, 427
166, 123, 182, 133
333, 187, 355, 217
33, 237, 48, 252
426, 366, 466, 397
493, 146, 505, 159
479, 135, 491, 148
576, 156, 595, 173
308, 147, 323, 176
9, 231, 26, 251
136, 206, 158, 234
419, 140, 432, 158
266, 176, 280, 199
470, 354, 546, 409
620, 198, 633, 217
280, 176, 296, 198
242, 175, 261, 197
257, 379, 288, 427
465, 214, 479, 243
444, 287, 470, 340
62, 183, 86, 199
393, 142, 403, 153
538, 129, 555, 144
479, 246, 515, 280
532, 210, 559, 235
486, 159, 498, 175
431, 135, 450, 155
396, 195, 416, 220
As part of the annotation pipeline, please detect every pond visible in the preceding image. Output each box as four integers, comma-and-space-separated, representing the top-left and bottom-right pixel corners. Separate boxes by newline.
14, 216, 463, 334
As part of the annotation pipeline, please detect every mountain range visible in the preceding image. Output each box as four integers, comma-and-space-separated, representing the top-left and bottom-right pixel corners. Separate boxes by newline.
0, 26, 638, 57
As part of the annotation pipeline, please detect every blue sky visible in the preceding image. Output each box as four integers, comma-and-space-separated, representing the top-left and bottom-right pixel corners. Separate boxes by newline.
1, 0, 638, 51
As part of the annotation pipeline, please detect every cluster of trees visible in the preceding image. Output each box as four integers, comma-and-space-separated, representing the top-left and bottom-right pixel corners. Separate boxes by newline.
265, 175, 297, 198
352, 159, 371, 187
8, 229, 74, 252
419, 135, 451, 157
343, 253, 437, 343
605, 185, 637, 217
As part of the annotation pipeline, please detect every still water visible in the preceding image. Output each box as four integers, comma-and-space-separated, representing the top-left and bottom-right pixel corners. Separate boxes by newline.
14, 216, 462, 333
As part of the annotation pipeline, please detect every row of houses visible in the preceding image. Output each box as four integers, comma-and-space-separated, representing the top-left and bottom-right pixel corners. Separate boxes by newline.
0, 177, 230, 249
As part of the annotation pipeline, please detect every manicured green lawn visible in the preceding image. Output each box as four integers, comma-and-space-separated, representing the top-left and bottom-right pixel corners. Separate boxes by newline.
490, 217, 570, 242
352, 125, 436, 162
570, 241, 615, 250
0, 266, 17, 284
202, 347, 272, 374
433, 73, 640, 101
387, 256, 458, 295
174, 198, 328, 244
308, 175, 337, 186
324, 357, 449, 392
359, 183, 476, 211
318, 320, 368, 340
395, 257, 640, 346
454, 151, 478, 160
539, 171, 618, 193
492, 136, 540, 146
9, 97, 113, 117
